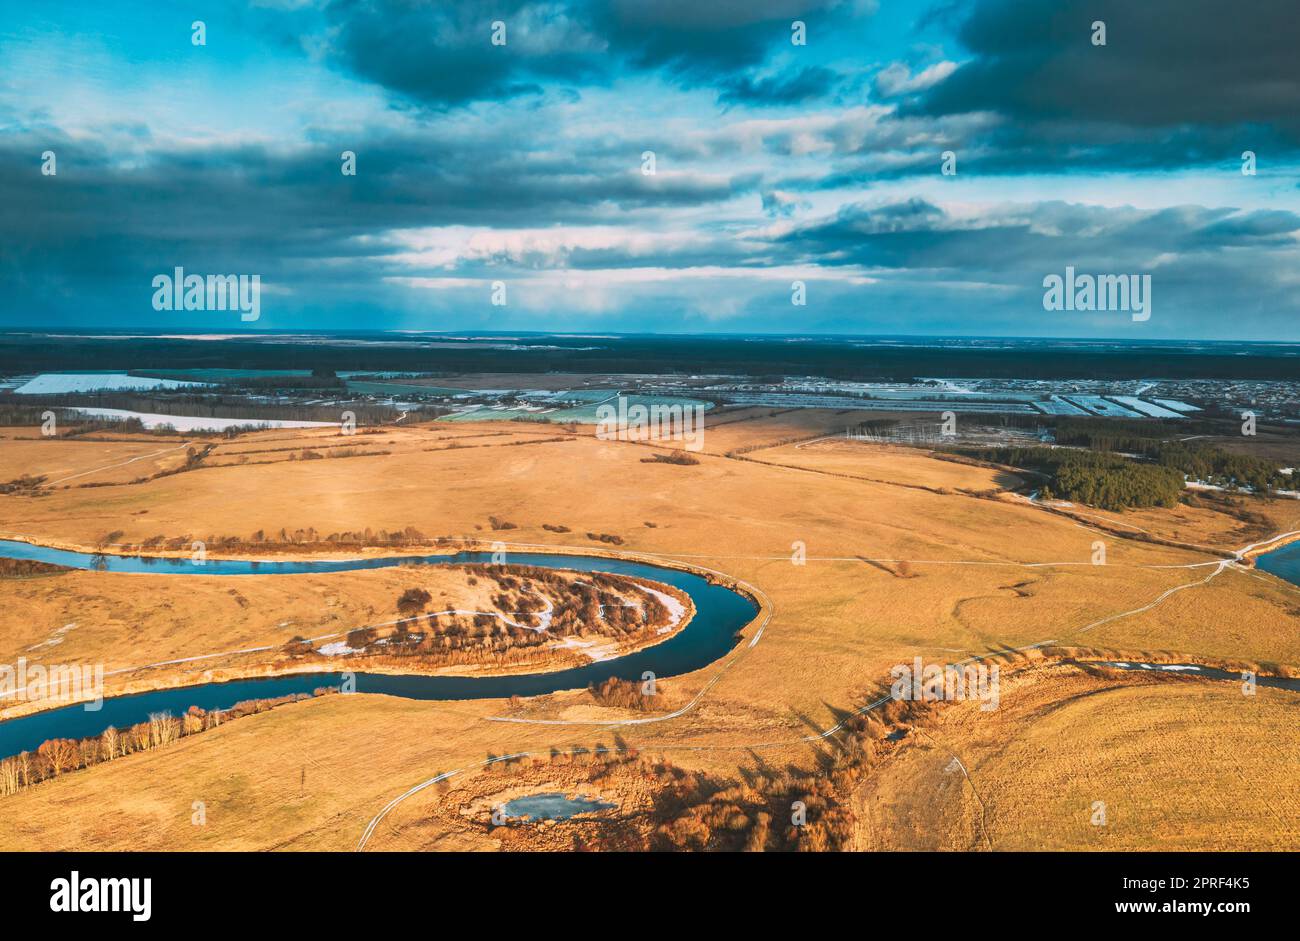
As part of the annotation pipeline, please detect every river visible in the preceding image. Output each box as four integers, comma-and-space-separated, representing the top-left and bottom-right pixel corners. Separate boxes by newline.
0, 540, 758, 759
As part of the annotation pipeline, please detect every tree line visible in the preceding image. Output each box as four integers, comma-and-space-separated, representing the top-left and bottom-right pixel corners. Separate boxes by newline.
0, 688, 338, 798
963, 447, 1185, 510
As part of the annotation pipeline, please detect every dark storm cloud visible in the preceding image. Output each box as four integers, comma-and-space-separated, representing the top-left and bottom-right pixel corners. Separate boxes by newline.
3, 127, 747, 237
323, 0, 608, 107
913, 0, 1300, 135
764, 197, 1300, 338
773, 198, 1300, 279
785, 117, 1288, 189
592, 0, 842, 77
0, 125, 754, 319
319, 0, 853, 107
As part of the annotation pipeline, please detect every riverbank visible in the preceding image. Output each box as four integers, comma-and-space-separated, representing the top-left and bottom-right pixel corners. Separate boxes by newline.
1237, 528, 1300, 565
0, 574, 698, 723
0, 543, 760, 750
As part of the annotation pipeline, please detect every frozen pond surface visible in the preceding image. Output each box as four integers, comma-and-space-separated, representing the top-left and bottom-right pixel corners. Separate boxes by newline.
501, 793, 617, 821
65, 407, 337, 431
14, 373, 211, 394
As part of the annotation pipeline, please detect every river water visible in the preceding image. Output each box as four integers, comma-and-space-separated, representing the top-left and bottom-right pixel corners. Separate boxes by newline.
0, 540, 758, 759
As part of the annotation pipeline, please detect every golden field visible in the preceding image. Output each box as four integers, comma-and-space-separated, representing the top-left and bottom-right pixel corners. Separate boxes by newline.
0, 411, 1297, 851
0, 432, 193, 487
752, 438, 1025, 492
855, 660, 1300, 851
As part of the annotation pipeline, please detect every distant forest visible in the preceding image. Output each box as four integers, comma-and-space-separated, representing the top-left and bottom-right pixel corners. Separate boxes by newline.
964, 438, 1287, 510
1051, 417, 1289, 492
968, 447, 1186, 509
4, 334, 1300, 380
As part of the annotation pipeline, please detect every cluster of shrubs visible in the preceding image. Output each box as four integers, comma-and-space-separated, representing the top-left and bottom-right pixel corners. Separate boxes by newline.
587, 677, 655, 711
656, 694, 942, 851
290, 447, 389, 462
485, 694, 948, 852
641, 451, 699, 465
396, 587, 433, 616
0, 474, 49, 496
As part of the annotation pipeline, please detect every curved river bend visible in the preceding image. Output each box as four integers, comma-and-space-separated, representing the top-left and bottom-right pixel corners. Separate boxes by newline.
8, 537, 1299, 760
0, 540, 758, 759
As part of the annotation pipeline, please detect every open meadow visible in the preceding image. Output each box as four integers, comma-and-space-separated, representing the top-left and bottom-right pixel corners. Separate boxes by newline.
0, 410, 1297, 851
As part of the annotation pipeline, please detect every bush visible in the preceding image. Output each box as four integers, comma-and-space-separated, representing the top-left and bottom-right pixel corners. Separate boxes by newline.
396, 587, 433, 615
346, 627, 378, 649
641, 451, 699, 466
588, 677, 654, 711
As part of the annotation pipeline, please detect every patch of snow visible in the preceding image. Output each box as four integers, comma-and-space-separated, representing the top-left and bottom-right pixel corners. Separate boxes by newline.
317, 641, 364, 656
550, 636, 619, 661
66, 407, 337, 431
15, 373, 211, 395
632, 582, 687, 634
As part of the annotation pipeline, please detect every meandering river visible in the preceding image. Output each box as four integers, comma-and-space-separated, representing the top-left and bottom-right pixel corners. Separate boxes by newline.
0, 540, 758, 759
4, 536, 1299, 761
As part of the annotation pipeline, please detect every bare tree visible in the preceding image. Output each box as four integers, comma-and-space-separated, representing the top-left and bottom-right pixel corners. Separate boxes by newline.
37, 738, 78, 777
100, 727, 118, 762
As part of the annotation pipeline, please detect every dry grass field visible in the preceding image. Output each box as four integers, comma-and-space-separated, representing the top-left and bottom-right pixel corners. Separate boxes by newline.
1034, 490, 1300, 551
663, 406, 904, 456
753, 438, 1024, 492
1202, 430, 1300, 466
854, 661, 1300, 851
0, 410, 1297, 851
0, 433, 194, 487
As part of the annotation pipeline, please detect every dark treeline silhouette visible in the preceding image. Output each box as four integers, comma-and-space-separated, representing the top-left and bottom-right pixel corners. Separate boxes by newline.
7, 334, 1300, 381
226, 373, 346, 391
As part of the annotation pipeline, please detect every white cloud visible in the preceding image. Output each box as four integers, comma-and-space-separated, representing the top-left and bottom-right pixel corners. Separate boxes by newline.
873, 60, 958, 98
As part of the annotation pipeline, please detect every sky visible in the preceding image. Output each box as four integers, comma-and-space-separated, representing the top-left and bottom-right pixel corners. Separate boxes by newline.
2, 0, 1300, 340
